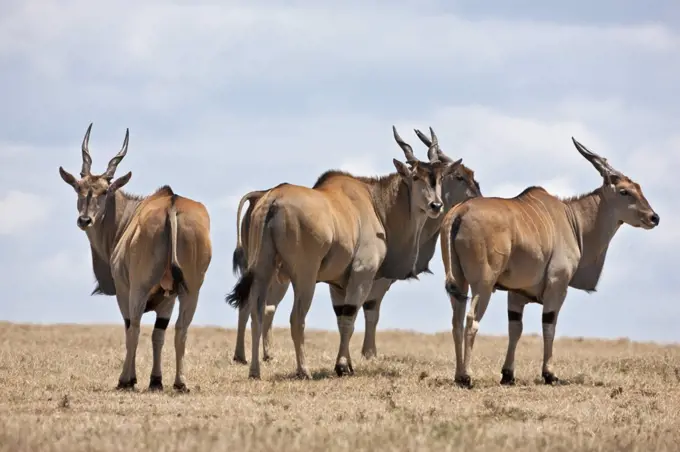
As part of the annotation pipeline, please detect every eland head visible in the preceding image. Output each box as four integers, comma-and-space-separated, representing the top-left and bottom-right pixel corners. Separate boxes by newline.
392, 125, 462, 219
58, 123, 132, 230
572, 137, 659, 230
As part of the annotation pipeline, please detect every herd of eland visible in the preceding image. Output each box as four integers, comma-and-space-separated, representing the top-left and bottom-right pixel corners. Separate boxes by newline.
58, 122, 659, 392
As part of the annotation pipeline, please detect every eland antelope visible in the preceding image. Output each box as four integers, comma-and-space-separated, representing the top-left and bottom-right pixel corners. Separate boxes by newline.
58, 123, 212, 392
440, 137, 659, 388
231, 128, 482, 364
225, 126, 463, 379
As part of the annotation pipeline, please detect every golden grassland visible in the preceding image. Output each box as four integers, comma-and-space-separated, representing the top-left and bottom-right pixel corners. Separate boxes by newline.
1, 322, 680, 451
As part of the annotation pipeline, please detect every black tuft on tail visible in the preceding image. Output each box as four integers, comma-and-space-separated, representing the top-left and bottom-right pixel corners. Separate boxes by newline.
225, 271, 254, 309
171, 263, 188, 293
232, 246, 247, 276
445, 281, 468, 303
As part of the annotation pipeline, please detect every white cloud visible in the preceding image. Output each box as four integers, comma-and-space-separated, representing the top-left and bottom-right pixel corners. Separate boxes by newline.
0, 191, 52, 236
218, 187, 260, 214
38, 250, 91, 287
1, 1, 677, 115
338, 157, 380, 177
485, 177, 576, 199
0, 1, 678, 342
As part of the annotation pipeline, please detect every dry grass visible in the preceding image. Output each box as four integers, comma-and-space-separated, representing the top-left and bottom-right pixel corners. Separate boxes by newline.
1, 322, 680, 451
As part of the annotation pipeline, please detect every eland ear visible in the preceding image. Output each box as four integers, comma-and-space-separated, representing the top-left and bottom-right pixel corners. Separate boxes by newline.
393, 158, 412, 179
443, 158, 463, 176
108, 171, 132, 193
59, 167, 78, 190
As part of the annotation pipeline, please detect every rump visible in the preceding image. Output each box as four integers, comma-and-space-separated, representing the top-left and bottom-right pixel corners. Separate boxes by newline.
173, 197, 212, 288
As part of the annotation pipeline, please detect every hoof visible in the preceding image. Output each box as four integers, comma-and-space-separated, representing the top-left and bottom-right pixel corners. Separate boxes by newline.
233, 355, 248, 365
173, 382, 190, 393
248, 370, 261, 380
500, 369, 516, 386
148, 376, 163, 392
116, 377, 137, 391
455, 374, 473, 389
361, 349, 377, 360
296, 369, 312, 380
334, 363, 354, 377
542, 371, 559, 385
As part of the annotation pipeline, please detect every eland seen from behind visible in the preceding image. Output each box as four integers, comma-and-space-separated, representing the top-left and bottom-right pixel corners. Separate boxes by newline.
440, 137, 659, 388
58, 124, 212, 392
226, 126, 463, 380
230, 128, 482, 364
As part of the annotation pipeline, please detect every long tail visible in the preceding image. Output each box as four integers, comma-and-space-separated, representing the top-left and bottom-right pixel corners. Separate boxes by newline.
225, 196, 278, 310
442, 212, 467, 302
167, 193, 188, 294
233, 190, 268, 276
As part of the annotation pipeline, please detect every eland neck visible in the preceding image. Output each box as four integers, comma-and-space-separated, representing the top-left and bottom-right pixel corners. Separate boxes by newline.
370, 174, 430, 279
565, 187, 622, 264
86, 191, 142, 262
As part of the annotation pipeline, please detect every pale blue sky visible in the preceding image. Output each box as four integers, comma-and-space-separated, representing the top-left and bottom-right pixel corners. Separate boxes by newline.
1, 0, 679, 343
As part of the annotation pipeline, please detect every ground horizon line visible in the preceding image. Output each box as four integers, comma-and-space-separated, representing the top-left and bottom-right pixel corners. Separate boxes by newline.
2, 320, 678, 347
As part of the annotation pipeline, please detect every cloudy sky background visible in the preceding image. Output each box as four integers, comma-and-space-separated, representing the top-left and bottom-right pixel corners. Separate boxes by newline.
1, 0, 679, 344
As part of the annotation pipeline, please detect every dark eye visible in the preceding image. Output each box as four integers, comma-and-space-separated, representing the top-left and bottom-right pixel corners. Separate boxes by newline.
456, 175, 464, 181
619, 189, 630, 196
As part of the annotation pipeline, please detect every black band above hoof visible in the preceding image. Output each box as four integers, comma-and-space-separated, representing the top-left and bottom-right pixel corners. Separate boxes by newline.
500, 369, 516, 386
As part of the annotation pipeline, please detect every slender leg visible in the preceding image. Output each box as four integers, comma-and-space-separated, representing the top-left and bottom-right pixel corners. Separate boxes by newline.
118, 287, 148, 390
262, 279, 289, 362
149, 296, 175, 391
459, 283, 493, 388
541, 300, 566, 384
449, 282, 469, 382
538, 271, 570, 385
114, 290, 135, 390
361, 279, 391, 359
289, 278, 316, 379
334, 271, 375, 376
234, 278, 289, 364
233, 304, 250, 364
173, 289, 200, 392
500, 292, 527, 385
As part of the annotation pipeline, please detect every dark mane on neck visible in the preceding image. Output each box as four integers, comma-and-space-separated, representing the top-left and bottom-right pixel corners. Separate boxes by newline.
511, 185, 602, 205
312, 169, 399, 189
559, 187, 601, 204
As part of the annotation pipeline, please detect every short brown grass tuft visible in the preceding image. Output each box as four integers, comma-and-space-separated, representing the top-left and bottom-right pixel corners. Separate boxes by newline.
1, 322, 680, 451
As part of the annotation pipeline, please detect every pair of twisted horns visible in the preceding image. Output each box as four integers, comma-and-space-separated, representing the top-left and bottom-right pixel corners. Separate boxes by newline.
392, 126, 456, 164
80, 123, 130, 180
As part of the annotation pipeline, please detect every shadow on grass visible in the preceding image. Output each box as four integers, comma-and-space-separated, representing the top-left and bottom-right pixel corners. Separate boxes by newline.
270, 368, 336, 382
354, 366, 402, 379
270, 364, 404, 382
377, 353, 446, 368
